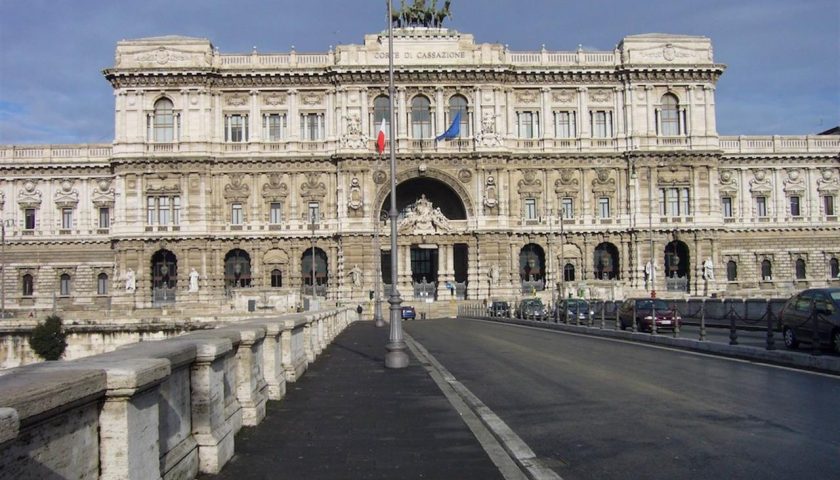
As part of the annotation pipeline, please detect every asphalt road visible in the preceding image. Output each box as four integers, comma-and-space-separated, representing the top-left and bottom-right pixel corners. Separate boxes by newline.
405, 318, 840, 480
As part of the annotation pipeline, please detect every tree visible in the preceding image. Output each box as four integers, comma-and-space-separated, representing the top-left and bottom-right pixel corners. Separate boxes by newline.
29, 314, 68, 361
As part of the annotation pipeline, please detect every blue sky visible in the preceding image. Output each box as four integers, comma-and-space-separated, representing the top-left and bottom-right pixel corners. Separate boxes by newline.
0, 0, 837, 144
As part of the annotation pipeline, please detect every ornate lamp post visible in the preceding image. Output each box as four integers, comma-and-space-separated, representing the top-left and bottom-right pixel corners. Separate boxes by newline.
310, 208, 317, 299
384, 0, 409, 368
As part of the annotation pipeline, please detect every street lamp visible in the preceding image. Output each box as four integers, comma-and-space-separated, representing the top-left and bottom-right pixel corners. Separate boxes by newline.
310, 207, 317, 300
384, 0, 409, 369
648, 167, 657, 334
373, 210, 385, 327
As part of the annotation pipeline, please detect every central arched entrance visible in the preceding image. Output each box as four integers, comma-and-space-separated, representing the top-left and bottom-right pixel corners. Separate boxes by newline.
302, 247, 328, 296
151, 249, 177, 305
519, 243, 546, 293
380, 176, 469, 300
664, 240, 690, 292
225, 249, 252, 290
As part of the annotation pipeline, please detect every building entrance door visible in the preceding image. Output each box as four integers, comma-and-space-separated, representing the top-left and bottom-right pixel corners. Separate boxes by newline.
151, 250, 177, 305
411, 246, 438, 300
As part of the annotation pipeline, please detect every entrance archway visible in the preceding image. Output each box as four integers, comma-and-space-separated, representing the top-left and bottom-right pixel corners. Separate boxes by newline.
519, 243, 545, 292
151, 250, 177, 305
380, 176, 468, 220
664, 240, 690, 291
593, 243, 619, 280
225, 249, 252, 289
302, 247, 328, 296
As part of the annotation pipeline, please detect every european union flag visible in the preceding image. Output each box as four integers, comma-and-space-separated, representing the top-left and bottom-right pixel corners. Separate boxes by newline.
435, 112, 461, 141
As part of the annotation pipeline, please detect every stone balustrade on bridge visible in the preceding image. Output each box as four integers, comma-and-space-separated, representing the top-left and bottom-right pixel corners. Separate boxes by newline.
0, 307, 355, 480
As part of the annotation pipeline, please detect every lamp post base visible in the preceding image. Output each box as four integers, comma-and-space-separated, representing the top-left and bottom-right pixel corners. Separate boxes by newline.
384, 341, 409, 369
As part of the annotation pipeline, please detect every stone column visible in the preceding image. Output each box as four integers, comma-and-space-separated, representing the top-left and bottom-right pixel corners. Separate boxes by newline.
703, 85, 716, 136
189, 338, 235, 474
540, 87, 550, 140
435, 87, 445, 136
288, 89, 299, 141
578, 87, 589, 138
249, 90, 259, 143
397, 86, 407, 139
360, 88, 369, 136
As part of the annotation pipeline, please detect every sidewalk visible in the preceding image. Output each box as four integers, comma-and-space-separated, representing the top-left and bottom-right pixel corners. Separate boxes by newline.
202, 321, 504, 480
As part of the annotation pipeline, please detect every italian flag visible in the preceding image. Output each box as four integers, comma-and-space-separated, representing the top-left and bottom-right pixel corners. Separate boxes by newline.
376, 118, 386, 154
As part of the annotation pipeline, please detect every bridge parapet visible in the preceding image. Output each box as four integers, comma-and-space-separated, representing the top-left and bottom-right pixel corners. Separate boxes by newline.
0, 307, 355, 479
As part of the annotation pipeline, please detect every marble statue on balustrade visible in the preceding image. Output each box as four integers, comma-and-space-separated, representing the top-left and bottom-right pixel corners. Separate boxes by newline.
702, 258, 715, 282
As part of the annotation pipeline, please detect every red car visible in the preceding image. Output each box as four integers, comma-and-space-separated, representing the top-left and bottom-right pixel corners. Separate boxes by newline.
618, 298, 681, 332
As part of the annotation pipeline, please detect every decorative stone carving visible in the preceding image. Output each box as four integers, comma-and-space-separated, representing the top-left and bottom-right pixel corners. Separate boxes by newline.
189, 268, 200, 293
225, 95, 248, 107
515, 90, 539, 104
347, 177, 363, 212
488, 263, 501, 286
518, 171, 543, 196
592, 169, 616, 194
457, 169, 472, 183
749, 169, 772, 195
554, 169, 580, 198
398, 195, 451, 233
263, 92, 287, 106
124, 268, 136, 292
224, 173, 251, 201
300, 173, 327, 201
0, 191, 4, 210
92, 178, 115, 207
373, 170, 388, 185
300, 92, 324, 106
817, 169, 839, 194
718, 169, 738, 198
133, 47, 191, 66
483, 176, 498, 209
348, 264, 362, 286
145, 175, 181, 195
552, 90, 575, 104
588, 89, 612, 103
340, 112, 366, 150
17, 180, 42, 208
475, 111, 502, 148
262, 173, 288, 200
783, 169, 805, 195
657, 166, 690, 186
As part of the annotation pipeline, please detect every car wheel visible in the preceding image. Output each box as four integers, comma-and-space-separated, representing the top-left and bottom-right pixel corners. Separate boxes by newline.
783, 327, 799, 349
832, 329, 840, 355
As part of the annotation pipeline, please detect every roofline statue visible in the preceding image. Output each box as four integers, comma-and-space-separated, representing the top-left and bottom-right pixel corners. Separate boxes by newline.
392, 0, 452, 28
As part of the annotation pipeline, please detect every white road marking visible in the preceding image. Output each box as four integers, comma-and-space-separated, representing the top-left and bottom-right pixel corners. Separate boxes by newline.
405, 333, 563, 480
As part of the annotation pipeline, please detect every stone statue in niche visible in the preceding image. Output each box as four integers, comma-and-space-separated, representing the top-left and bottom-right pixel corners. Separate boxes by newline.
489, 264, 500, 286
702, 258, 715, 281
340, 113, 366, 150
349, 264, 362, 287
125, 268, 136, 292
189, 268, 200, 292
476, 111, 502, 147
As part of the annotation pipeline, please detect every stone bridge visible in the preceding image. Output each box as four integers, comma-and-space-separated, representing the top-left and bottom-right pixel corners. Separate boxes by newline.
0, 308, 355, 479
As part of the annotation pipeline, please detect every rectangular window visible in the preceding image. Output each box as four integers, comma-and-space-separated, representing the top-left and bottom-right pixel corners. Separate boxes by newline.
158, 196, 170, 225
231, 203, 243, 225
172, 196, 181, 225
659, 188, 691, 216
147, 197, 156, 224
561, 198, 574, 219
308, 202, 320, 224
756, 196, 768, 217
524, 198, 537, 220
591, 110, 613, 138
824, 196, 835, 216
24, 209, 36, 230
599, 197, 610, 218
60, 275, 70, 296
97, 274, 108, 295
225, 114, 248, 142
516, 111, 539, 139
98, 207, 110, 229
61, 208, 73, 229
790, 196, 801, 217
300, 113, 324, 141
680, 188, 690, 216
264, 113, 287, 141
667, 189, 679, 216
270, 202, 283, 224
722, 197, 733, 218
554, 111, 576, 138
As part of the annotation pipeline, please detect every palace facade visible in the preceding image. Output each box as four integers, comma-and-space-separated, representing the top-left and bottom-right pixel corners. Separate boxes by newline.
1, 28, 838, 313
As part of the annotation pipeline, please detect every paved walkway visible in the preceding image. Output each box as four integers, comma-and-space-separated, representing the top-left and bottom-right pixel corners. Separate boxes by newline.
202, 321, 505, 480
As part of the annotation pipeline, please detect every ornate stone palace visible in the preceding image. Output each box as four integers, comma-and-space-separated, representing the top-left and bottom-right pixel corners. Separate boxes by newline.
1, 27, 838, 313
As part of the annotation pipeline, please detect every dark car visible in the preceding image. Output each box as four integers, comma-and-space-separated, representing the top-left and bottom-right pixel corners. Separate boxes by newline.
488, 300, 511, 318
516, 298, 547, 319
555, 299, 594, 323
618, 298, 681, 332
779, 288, 840, 354
401, 305, 416, 320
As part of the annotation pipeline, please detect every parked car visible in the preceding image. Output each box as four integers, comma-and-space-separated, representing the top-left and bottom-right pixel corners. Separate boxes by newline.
488, 300, 511, 318
555, 299, 594, 323
618, 298, 681, 332
401, 305, 416, 320
778, 288, 840, 354
516, 298, 547, 319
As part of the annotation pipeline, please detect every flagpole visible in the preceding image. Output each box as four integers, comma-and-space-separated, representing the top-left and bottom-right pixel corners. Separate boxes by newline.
384, 0, 409, 369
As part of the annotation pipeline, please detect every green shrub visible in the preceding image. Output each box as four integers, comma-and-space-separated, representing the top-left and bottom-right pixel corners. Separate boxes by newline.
29, 315, 68, 361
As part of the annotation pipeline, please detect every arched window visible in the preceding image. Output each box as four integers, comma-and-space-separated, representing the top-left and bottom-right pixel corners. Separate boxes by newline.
518, 244, 545, 285
373, 95, 391, 136
564, 263, 576, 282
593, 242, 620, 280
59, 274, 71, 296
97, 273, 108, 295
411, 95, 432, 139
660, 93, 680, 136
448, 95, 470, 137
22, 274, 34, 297
225, 249, 252, 288
153, 98, 175, 142
271, 269, 283, 288
726, 261, 738, 281
831, 257, 840, 279
795, 258, 806, 280
761, 259, 772, 281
